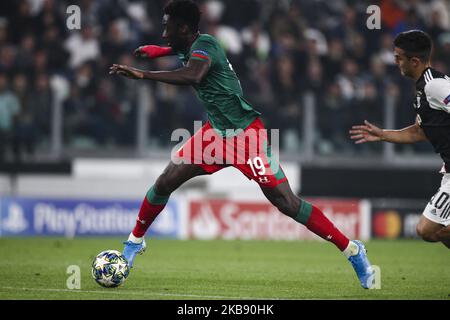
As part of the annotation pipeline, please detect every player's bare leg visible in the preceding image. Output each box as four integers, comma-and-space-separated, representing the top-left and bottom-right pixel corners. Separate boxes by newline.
435, 225, 450, 248
260, 181, 300, 218
123, 162, 209, 267
261, 181, 352, 249
260, 181, 374, 289
416, 216, 450, 249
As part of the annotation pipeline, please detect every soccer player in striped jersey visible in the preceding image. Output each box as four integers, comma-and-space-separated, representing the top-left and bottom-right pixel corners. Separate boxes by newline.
110, 0, 374, 288
350, 30, 450, 249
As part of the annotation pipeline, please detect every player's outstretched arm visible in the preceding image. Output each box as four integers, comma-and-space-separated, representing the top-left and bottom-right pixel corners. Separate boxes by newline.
134, 45, 174, 59
349, 119, 428, 144
109, 59, 210, 85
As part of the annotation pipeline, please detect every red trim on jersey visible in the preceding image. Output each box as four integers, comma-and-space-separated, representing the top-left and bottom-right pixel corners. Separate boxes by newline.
140, 45, 173, 59
191, 53, 210, 60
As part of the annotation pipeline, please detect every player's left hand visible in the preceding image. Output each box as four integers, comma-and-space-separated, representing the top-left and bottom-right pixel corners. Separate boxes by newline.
109, 64, 143, 79
349, 120, 384, 144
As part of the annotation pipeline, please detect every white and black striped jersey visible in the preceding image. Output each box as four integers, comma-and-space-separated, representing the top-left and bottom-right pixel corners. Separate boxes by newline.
414, 67, 450, 172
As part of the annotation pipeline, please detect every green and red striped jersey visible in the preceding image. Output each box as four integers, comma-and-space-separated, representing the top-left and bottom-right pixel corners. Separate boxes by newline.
177, 34, 260, 137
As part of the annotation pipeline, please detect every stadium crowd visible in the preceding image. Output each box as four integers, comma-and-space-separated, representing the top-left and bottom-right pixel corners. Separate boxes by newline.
0, 0, 449, 161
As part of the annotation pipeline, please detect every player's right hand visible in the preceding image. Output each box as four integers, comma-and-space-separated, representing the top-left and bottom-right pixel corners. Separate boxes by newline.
109, 64, 143, 79
349, 120, 384, 144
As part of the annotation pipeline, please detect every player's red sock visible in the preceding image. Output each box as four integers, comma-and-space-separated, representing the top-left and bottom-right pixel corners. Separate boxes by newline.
295, 200, 350, 251
132, 185, 169, 238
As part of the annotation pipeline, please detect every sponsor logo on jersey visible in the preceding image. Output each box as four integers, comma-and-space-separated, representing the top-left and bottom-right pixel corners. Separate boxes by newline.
443, 94, 450, 105
258, 176, 270, 184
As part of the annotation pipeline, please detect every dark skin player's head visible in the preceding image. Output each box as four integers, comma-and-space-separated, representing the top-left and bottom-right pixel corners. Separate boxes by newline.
162, 0, 201, 52
393, 30, 432, 81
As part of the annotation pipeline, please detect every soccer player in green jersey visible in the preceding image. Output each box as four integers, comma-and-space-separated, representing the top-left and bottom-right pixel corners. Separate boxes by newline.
110, 0, 374, 289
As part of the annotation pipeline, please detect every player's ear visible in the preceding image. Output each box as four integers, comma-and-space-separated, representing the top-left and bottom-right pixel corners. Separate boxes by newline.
410, 57, 421, 67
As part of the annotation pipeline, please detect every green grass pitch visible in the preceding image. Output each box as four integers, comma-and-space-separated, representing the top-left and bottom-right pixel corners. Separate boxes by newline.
0, 238, 449, 300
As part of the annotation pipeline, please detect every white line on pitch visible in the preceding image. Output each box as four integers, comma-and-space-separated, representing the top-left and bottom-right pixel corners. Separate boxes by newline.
0, 286, 287, 300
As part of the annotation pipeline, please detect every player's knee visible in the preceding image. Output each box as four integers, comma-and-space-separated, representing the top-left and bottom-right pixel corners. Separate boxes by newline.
416, 224, 439, 242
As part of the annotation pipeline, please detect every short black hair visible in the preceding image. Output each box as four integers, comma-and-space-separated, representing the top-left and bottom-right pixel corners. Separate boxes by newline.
393, 30, 432, 62
164, 0, 201, 33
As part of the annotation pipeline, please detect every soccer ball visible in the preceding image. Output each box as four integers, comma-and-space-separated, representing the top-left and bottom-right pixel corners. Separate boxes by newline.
91, 250, 130, 288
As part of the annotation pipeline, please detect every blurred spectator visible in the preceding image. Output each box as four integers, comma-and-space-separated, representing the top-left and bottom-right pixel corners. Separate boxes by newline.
150, 57, 185, 146
94, 78, 124, 145
0, 18, 8, 47
423, 0, 449, 31
34, 0, 66, 34
435, 32, 450, 72
392, 8, 425, 36
74, 62, 97, 97
30, 73, 53, 144
0, 45, 17, 74
15, 33, 36, 74
101, 19, 131, 63
64, 24, 100, 69
0, 0, 448, 160
348, 32, 368, 68
380, 0, 407, 30
241, 22, 271, 61
32, 50, 49, 77
0, 73, 20, 161
270, 54, 302, 149
376, 33, 397, 74
9, 0, 37, 44
12, 73, 38, 161
63, 84, 87, 146
42, 26, 70, 73
317, 83, 349, 155
325, 38, 345, 78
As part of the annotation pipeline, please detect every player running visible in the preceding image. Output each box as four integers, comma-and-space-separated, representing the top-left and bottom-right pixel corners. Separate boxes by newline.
350, 30, 450, 249
110, 0, 374, 289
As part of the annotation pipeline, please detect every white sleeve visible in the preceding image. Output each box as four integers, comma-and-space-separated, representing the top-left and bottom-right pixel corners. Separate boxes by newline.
424, 77, 450, 113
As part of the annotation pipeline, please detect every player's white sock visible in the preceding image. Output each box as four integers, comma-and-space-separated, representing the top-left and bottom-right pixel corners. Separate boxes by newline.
128, 232, 143, 244
343, 240, 359, 258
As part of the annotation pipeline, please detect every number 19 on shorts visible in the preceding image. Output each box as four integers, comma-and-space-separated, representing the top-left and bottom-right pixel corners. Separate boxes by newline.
247, 157, 266, 176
